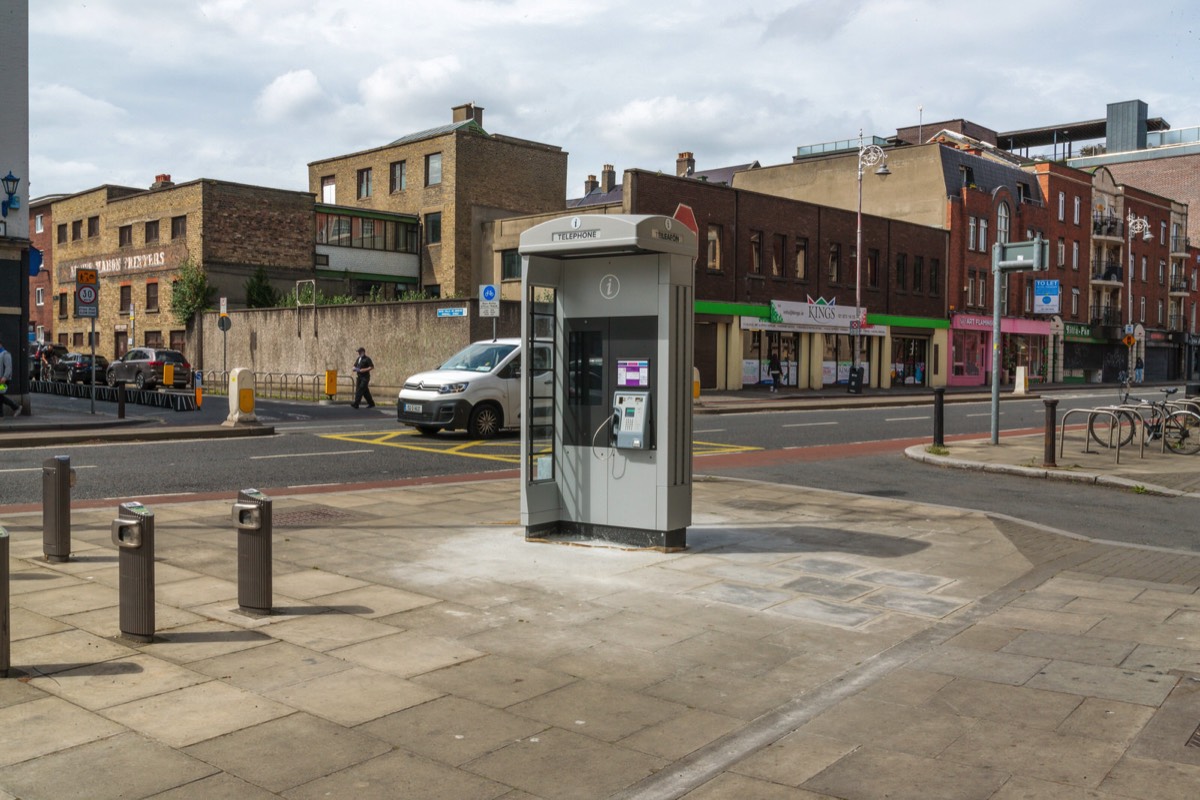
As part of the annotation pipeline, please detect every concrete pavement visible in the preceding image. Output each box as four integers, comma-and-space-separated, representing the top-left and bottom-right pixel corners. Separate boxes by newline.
1, 389, 1199, 798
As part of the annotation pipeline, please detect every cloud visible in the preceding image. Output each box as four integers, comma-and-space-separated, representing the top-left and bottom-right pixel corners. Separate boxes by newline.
255, 70, 328, 124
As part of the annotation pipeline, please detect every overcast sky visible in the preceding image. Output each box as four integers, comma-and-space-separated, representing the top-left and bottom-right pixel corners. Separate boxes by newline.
28, 0, 1200, 202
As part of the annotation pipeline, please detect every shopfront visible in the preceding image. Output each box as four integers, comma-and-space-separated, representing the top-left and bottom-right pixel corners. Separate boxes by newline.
1061, 320, 1108, 384
740, 300, 885, 389
949, 313, 1052, 387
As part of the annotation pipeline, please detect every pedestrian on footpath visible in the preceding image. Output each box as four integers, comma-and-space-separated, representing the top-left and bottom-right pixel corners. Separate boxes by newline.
768, 351, 782, 393
0, 340, 22, 417
351, 346, 375, 409
1135, 355, 1145, 384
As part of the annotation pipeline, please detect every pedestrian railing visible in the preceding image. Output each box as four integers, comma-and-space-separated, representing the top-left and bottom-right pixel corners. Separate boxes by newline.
197, 370, 398, 404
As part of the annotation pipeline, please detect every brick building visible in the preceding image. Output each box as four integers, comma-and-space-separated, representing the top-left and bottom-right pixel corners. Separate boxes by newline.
27, 194, 64, 345
483, 163, 947, 391
49, 176, 314, 362
307, 103, 568, 297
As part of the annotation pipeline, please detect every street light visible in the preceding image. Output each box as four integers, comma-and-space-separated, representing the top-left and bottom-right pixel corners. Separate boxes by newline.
853, 130, 890, 392
1126, 212, 1152, 382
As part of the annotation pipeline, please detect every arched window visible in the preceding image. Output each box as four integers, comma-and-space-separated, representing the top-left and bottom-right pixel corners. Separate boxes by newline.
997, 202, 1011, 244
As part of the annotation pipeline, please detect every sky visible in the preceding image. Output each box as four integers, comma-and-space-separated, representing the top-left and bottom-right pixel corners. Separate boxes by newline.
27, 0, 1200, 202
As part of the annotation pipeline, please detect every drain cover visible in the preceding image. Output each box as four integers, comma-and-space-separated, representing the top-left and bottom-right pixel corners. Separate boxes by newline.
272, 506, 356, 528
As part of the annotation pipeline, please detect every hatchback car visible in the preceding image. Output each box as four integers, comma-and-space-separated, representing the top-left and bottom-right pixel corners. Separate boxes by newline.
51, 353, 110, 384
106, 348, 191, 390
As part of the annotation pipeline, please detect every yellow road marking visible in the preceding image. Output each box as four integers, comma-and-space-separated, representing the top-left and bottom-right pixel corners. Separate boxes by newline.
322, 431, 761, 463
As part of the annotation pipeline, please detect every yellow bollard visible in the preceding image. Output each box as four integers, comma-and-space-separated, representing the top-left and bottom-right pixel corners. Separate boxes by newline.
163, 364, 175, 387
693, 366, 701, 400
324, 369, 338, 398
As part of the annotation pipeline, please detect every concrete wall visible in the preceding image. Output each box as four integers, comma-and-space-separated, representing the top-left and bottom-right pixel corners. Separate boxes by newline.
195, 299, 521, 395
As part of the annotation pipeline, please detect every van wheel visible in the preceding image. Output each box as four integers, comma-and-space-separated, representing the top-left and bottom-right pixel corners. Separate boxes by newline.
468, 404, 502, 438
415, 425, 440, 436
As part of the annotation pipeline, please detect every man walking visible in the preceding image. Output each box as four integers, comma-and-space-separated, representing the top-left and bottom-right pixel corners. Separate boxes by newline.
0, 340, 22, 417
351, 346, 375, 409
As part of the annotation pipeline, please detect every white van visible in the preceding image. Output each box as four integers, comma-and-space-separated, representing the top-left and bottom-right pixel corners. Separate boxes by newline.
396, 338, 547, 438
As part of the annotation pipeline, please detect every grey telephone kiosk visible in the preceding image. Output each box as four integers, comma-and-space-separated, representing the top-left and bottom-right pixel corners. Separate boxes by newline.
518, 215, 696, 550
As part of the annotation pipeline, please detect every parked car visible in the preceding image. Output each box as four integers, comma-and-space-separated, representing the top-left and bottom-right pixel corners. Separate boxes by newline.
51, 353, 110, 384
106, 348, 191, 390
30, 342, 68, 379
396, 338, 550, 438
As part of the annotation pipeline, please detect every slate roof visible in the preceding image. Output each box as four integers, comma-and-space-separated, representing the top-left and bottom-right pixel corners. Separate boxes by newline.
937, 146, 1045, 203
389, 119, 484, 147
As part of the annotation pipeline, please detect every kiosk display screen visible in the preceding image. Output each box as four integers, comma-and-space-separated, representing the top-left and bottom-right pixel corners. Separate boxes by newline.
617, 359, 650, 388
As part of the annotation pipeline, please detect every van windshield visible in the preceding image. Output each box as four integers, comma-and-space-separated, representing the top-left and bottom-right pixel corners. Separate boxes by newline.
440, 342, 518, 373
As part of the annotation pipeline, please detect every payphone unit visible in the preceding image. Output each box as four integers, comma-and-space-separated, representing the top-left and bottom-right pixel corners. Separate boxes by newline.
518, 215, 696, 550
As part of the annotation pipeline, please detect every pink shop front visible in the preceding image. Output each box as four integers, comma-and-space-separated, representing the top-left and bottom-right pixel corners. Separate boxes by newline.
949, 313, 1052, 387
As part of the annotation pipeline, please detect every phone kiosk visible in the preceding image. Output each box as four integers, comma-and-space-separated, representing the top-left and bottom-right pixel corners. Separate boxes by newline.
519, 214, 696, 550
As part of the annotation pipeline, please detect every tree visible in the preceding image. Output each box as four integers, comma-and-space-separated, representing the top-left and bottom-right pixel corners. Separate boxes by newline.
244, 267, 279, 308
170, 257, 215, 325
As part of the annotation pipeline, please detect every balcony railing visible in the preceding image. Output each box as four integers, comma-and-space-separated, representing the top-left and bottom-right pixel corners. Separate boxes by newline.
1091, 308, 1122, 327
1092, 215, 1123, 237
1170, 280, 1191, 294
1169, 314, 1186, 331
1172, 236, 1191, 253
1090, 260, 1122, 281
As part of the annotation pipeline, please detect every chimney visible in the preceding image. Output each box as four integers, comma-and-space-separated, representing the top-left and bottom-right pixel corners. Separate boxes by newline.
676, 152, 695, 177
601, 164, 616, 193
150, 174, 174, 190
451, 102, 484, 128
584, 174, 599, 195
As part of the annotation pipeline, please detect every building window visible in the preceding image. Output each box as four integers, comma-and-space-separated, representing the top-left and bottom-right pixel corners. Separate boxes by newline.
425, 152, 443, 186
34, 214, 43, 234
145, 330, 163, 348
119, 225, 133, 247
895, 253, 907, 290
356, 168, 372, 199
57, 223, 67, 244
979, 219, 988, 251
425, 212, 442, 244
1073, 196, 1081, 225
771, 234, 785, 277
997, 202, 1010, 244
146, 282, 159, 312
1161, 221, 1167, 245
793, 237, 807, 280
144, 220, 159, 243
1071, 287, 1080, 317
35, 287, 44, 306
1141, 256, 1147, 282
930, 259, 940, 296
58, 292, 67, 319
749, 230, 763, 274
1057, 238, 1066, 268
171, 215, 187, 239
321, 176, 335, 204
119, 285, 132, 313
707, 225, 723, 272
501, 249, 521, 281
72, 220, 82, 240
1139, 296, 1146, 323
912, 256, 924, 292
867, 248, 880, 288
827, 243, 841, 283
1025, 283, 1034, 313
1159, 260, 1165, 284
390, 161, 407, 193
967, 270, 975, 306
72, 332, 83, 348
87, 216, 99, 238
170, 330, 186, 351
977, 273, 986, 307
1157, 299, 1164, 324
968, 217, 977, 251
1072, 241, 1079, 270
1057, 191, 1065, 221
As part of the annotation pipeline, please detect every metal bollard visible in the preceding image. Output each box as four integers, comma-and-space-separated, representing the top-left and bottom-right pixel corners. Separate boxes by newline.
933, 387, 946, 448
111, 502, 155, 642
232, 489, 273, 615
117, 383, 126, 419
42, 455, 76, 562
1043, 398, 1059, 468
1, 527, 9, 678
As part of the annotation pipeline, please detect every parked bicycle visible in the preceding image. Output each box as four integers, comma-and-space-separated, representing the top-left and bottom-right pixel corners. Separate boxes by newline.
1087, 385, 1200, 455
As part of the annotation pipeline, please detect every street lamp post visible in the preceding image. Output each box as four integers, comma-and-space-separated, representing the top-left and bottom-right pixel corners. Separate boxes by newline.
853, 130, 890, 392
1126, 212, 1151, 382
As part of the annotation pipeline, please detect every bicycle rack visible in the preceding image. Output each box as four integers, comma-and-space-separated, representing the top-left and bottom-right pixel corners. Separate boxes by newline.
1061, 407, 1131, 464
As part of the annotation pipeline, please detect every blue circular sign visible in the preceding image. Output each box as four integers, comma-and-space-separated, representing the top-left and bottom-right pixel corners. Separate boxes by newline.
482, 285, 496, 301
